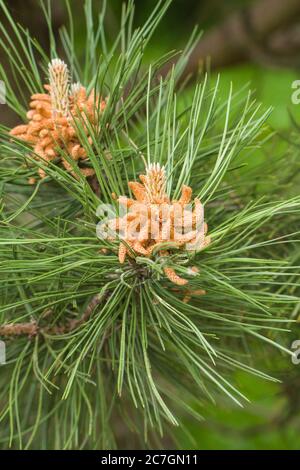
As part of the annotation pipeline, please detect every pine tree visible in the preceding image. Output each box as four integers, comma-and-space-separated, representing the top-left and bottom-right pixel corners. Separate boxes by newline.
0, 0, 299, 449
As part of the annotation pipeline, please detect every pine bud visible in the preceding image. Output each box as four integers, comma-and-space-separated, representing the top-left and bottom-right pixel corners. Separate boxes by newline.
48, 58, 70, 118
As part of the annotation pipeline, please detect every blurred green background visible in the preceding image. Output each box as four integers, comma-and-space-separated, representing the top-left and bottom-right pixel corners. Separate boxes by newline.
3, 0, 300, 131
1, 0, 300, 450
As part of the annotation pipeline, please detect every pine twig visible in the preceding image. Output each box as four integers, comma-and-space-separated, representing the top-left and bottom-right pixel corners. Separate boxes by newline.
0, 291, 110, 339
0, 321, 39, 337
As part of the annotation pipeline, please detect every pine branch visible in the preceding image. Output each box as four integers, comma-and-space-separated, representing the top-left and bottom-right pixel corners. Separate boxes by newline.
0, 291, 110, 338
0, 0, 299, 451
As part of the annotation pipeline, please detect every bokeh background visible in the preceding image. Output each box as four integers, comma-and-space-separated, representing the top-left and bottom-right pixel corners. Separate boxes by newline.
1, 0, 300, 449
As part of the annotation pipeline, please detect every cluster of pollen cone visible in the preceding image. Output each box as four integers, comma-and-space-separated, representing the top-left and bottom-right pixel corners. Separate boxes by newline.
10, 58, 106, 179
9, 60, 211, 290
105, 163, 211, 286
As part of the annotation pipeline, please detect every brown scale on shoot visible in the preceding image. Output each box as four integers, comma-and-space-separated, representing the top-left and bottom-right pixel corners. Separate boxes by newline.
104, 163, 211, 287
10, 59, 106, 179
